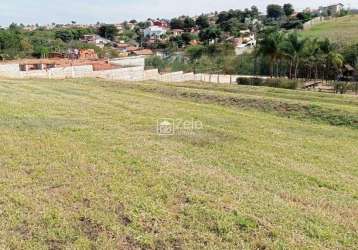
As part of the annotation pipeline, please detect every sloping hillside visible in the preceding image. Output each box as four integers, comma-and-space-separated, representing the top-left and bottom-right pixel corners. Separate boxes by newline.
0, 78, 357, 249
302, 15, 358, 45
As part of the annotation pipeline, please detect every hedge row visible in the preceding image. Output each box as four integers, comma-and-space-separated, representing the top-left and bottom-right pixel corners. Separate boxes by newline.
237, 77, 301, 89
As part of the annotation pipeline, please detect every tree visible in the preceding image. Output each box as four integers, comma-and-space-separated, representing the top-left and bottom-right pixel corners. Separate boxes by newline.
297, 12, 312, 22
250, 6, 260, 18
137, 21, 150, 29
302, 38, 322, 79
196, 15, 210, 29
279, 32, 306, 78
181, 32, 193, 45
283, 4, 294, 17
257, 29, 284, 77
145, 56, 166, 71
199, 27, 222, 44
219, 18, 246, 36
169, 36, 184, 48
343, 43, 358, 67
267, 4, 284, 19
55, 30, 74, 43
170, 18, 185, 30
184, 17, 195, 30
97, 25, 118, 41
185, 45, 205, 61
328, 51, 344, 71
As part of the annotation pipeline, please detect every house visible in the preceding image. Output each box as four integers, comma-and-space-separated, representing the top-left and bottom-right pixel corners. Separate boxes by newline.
144, 26, 167, 38
152, 19, 169, 28
341, 64, 357, 81
81, 35, 111, 48
172, 29, 184, 36
231, 30, 256, 55
319, 3, 344, 16
114, 23, 124, 33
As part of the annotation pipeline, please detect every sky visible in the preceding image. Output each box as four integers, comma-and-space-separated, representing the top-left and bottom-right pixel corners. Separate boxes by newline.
0, 0, 357, 26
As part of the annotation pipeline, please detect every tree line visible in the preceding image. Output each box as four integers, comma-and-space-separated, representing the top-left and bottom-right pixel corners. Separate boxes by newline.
0, 23, 120, 60
256, 29, 357, 80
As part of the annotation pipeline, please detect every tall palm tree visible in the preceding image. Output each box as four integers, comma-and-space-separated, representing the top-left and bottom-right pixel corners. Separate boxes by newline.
328, 51, 344, 78
302, 38, 322, 79
257, 30, 284, 77
280, 32, 306, 79
319, 38, 343, 80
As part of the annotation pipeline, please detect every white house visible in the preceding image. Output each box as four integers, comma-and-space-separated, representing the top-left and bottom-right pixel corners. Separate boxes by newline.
81, 35, 112, 48
234, 31, 256, 55
319, 3, 344, 16
144, 26, 166, 38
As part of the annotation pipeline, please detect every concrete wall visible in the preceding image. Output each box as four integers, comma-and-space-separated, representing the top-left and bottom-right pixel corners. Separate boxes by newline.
303, 16, 334, 30
0, 63, 145, 81
22, 70, 49, 78
159, 71, 185, 82
201, 74, 217, 83
17, 65, 94, 79
194, 74, 203, 81
218, 74, 234, 84
144, 69, 160, 80
0, 61, 269, 86
50, 65, 94, 79
183, 73, 195, 81
92, 66, 144, 81
0, 64, 21, 77
109, 56, 145, 67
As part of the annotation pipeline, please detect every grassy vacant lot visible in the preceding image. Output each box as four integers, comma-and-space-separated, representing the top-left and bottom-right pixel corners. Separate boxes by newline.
0, 78, 357, 249
302, 15, 358, 45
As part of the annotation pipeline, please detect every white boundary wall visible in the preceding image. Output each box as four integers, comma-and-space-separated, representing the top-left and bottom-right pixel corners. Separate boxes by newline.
303, 16, 334, 30
0, 62, 268, 85
92, 67, 144, 81
0, 63, 145, 81
144, 69, 160, 80
0, 64, 23, 78
109, 56, 145, 67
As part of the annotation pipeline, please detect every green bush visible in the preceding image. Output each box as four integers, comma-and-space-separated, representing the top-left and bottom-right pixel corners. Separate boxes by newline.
265, 78, 300, 89
145, 56, 166, 71
333, 81, 356, 94
252, 77, 265, 86
237, 77, 300, 89
236, 77, 252, 85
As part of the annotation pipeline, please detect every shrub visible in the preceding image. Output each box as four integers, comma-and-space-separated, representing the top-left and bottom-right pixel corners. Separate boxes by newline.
265, 78, 279, 88
333, 81, 351, 94
252, 77, 265, 86
236, 77, 252, 85
238, 77, 301, 89
265, 78, 300, 89
145, 56, 166, 71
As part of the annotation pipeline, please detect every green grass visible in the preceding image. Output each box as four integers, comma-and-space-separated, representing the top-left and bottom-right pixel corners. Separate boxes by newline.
0, 78, 357, 249
302, 15, 358, 45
